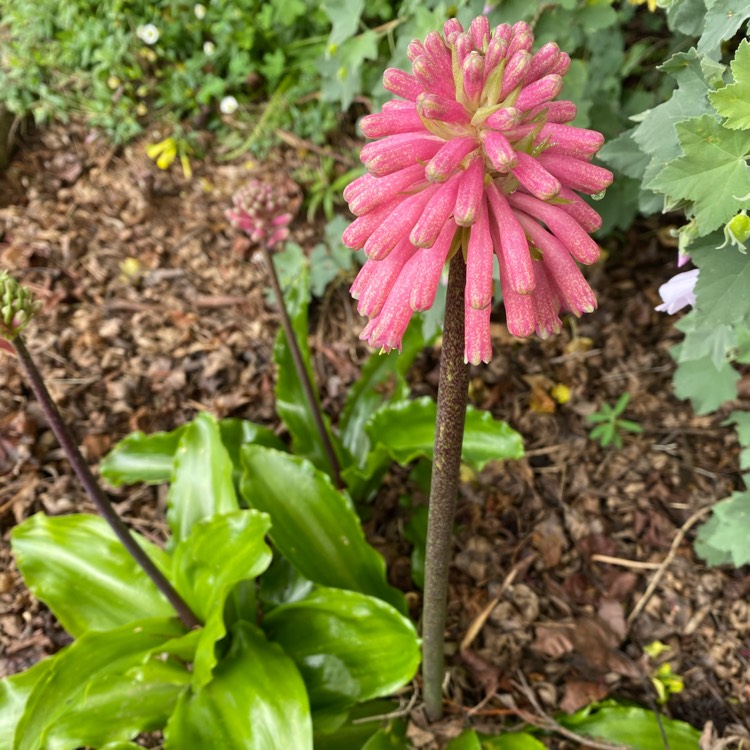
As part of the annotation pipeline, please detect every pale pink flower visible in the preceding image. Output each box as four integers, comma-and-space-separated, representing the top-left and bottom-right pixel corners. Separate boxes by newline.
655, 269, 699, 314
227, 180, 295, 248
344, 16, 612, 364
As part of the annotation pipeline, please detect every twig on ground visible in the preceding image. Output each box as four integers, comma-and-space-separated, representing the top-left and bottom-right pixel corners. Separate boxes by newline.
591, 554, 662, 570
627, 505, 712, 626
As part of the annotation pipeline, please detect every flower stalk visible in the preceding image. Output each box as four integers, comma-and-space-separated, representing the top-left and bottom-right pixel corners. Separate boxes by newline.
261, 243, 343, 487
422, 252, 470, 721
11, 334, 202, 631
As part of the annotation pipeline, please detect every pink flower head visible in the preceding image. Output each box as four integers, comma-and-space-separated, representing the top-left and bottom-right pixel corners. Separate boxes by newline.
655, 269, 699, 314
344, 16, 612, 364
227, 179, 297, 248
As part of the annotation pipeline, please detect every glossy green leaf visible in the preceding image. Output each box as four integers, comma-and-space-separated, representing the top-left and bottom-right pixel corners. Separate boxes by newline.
100, 418, 284, 488
171, 510, 273, 687
240, 446, 405, 612
164, 623, 312, 750
560, 704, 701, 750
11, 513, 173, 637
366, 398, 524, 471
695, 491, 750, 567
479, 733, 547, 749
361, 719, 410, 750
263, 587, 420, 713
340, 324, 427, 465
100, 427, 185, 487
14, 618, 190, 750
259, 554, 314, 610
445, 729, 482, 749
312, 701, 399, 750
272, 243, 345, 479
167, 412, 239, 543
0, 660, 52, 750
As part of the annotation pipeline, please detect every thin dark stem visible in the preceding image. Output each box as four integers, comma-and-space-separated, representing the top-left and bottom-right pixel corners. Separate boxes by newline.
262, 243, 343, 488
12, 335, 201, 631
422, 253, 470, 721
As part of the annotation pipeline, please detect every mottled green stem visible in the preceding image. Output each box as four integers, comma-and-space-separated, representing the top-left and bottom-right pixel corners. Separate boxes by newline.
422, 254, 469, 721
12, 335, 202, 631
262, 243, 343, 488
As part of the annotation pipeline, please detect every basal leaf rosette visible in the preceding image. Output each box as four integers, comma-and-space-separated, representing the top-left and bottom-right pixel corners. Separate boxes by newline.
343, 17, 613, 364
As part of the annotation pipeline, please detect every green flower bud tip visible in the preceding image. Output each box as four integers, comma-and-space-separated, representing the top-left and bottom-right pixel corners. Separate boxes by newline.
0, 271, 41, 341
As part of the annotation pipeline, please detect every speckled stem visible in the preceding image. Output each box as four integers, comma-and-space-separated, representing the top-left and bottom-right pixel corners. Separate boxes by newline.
12, 335, 201, 631
262, 243, 343, 488
422, 253, 469, 721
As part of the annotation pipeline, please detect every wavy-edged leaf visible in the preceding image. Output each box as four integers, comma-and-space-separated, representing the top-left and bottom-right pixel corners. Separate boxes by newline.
0, 659, 52, 750
272, 244, 347, 479
240, 446, 405, 612
263, 587, 420, 713
312, 701, 400, 750
100, 427, 186, 487
100, 418, 284, 489
11, 513, 173, 637
164, 622, 312, 750
560, 704, 701, 750
171, 510, 273, 687
366, 398, 524, 471
14, 618, 190, 750
167, 412, 239, 543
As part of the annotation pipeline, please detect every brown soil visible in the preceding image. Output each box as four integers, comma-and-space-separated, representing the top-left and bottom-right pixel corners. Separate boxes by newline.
1, 123, 749, 748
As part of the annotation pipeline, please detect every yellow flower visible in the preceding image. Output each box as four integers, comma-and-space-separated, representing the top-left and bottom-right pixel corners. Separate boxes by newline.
628, 0, 659, 11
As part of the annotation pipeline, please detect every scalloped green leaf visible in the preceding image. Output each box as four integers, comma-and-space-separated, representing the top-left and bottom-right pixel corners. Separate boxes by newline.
240, 446, 405, 612
366, 397, 524, 470
263, 587, 420, 713
698, 0, 750, 57
164, 623, 312, 750
14, 618, 190, 750
11, 513, 173, 637
171, 510, 273, 687
710, 40, 750, 130
695, 491, 750, 567
167, 412, 239, 543
648, 114, 750, 235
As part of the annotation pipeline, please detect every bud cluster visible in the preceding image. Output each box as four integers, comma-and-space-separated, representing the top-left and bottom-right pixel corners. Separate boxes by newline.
0, 272, 40, 343
227, 179, 297, 249
343, 16, 613, 363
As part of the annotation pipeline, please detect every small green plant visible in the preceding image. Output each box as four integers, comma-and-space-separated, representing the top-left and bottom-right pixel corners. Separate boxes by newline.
586, 393, 643, 448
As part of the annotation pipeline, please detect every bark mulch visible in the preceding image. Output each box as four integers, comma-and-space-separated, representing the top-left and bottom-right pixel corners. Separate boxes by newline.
1, 123, 749, 748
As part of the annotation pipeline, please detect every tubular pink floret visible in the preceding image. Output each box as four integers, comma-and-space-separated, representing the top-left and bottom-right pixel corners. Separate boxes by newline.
364, 184, 439, 260
528, 100, 577, 123
352, 237, 418, 318
486, 182, 534, 294
444, 18, 464, 38
413, 55, 456, 98
465, 301, 492, 365
463, 52, 485, 108
418, 94, 471, 123
555, 186, 603, 233
383, 69, 422, 101
530, 263, 563, 338
410, 222, 457, 311
410, 176, 461, 248
343, 196, 402, 249
424, 31, 452, 71
507, 22, 533, 57
511, 151, 561, 201
539, 123, 605, 158
508, 192, 600, 264
362, 135, 443, 177
454, 156, 485, 226
407, 40, 426, 62
482, 130, 517, 171
485, 107, 522, 131
360, 107, 425, 138
466, 197, 494, 310
514, 74, 563, 111
516, 213, 597, 315
527, 42, 560, 83
501, 50, 532, 99
485, 35, 509, 74
426, 137, 479, 182
550, 52, 571, 76
470, 16, 491, 50
347, 164, 426, 216
537, 153, 613, 194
